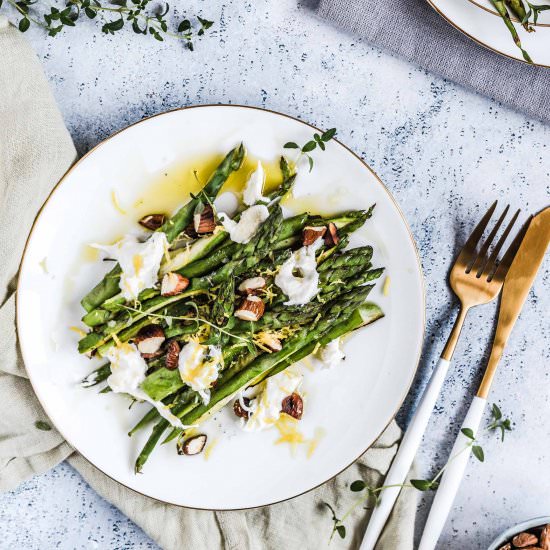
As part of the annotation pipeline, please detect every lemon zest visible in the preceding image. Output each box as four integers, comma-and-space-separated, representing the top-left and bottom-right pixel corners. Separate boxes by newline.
111, 190, 127, 215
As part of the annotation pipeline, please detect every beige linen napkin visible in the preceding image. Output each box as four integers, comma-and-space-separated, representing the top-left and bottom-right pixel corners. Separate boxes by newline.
0, 20, 417, 550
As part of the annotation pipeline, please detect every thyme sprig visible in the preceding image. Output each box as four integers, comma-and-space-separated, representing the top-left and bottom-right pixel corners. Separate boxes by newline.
0, 0, 213, 48
119, 303, 255, 347
325, 404, 512, 541
487, 403, 512, 441
284, 128, 337, 172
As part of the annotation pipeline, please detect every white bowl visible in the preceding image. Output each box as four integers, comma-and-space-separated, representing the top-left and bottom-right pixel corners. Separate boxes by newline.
488, 516, 550, 550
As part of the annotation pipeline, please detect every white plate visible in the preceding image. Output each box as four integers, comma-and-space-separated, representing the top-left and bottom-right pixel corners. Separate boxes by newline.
428, 0, 550, 67
17, 105, 424, 509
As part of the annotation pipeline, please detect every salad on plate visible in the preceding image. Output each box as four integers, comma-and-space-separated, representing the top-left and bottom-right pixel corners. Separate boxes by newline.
77, 143, 385, 473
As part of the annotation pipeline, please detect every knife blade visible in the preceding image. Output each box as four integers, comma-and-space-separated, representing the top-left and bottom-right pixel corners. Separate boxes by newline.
477, 206, 550, 398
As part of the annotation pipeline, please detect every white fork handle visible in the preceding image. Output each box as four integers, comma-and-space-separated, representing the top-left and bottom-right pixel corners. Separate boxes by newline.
418, 396, 487, 550
359, 357, 451, 550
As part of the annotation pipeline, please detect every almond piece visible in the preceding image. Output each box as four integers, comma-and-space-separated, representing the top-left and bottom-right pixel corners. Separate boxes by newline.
497, 544, 512, 550
139, 214, 165, 230
260, 333, 282, 352
541, 525, 550, 550
303, 225, 327, 246
281, 392, 303, 420
324, 222, 340, 247
233, 397, 252, 419
513, 533, 540, 548
134, 325, 165, 358
178, 434, 207, 455
235, 295, 265, 322
161, 272, 190, 297
183, 221, 198, 239
238, 276, 266, 295
193, 204, 216, 234
165, 340, 180, 370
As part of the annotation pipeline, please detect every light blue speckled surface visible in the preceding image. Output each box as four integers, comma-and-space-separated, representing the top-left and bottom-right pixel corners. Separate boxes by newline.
0, 0, 549, 548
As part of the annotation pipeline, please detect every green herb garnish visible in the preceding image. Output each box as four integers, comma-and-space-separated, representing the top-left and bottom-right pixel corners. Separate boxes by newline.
1, 0, 213, 48
325, 403, 512, 540
284, 128, 337, 172
35, 420, 52, 431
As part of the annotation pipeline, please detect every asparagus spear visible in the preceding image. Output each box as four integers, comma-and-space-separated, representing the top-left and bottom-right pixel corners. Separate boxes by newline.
505, 0, 531, 30
178, 287, 371, 428
136, 268, 370, 404
178, 213, 307, 279
81, 363, 111, 387
80, 145, 245, 313
491, 0, 533, 62
160, 144, 245, 242
259, 301, 383, 382
136, 293, 381, 470
78, 289, 208, 355
210, 275, 236, 327
79, 205, 283, 355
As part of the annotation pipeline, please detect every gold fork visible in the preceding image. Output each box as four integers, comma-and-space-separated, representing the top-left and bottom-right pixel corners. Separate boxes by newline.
360, 201, 521, 550
441, 201, 520, 361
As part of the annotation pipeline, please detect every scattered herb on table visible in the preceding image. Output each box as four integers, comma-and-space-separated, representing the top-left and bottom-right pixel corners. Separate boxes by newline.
284, 128, 337, 172
324, 404, 512, 540
0, 0, 213, 48
35, 420, 52, 431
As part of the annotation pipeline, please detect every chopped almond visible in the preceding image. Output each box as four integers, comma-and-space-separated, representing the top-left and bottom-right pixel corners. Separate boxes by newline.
193, 204, 216, 234
161, 272, 190, 297
238, 276, 266, 295
281, 393, 303, 419
324, 222, 340, 247
302, 226, 326, 246
178, 434, 207, 455
512, 533, 539, 548
139, 214, 165, 230
233, 397, 252, 418
235, 295, 265, 322
134, 325, 165, 358
165, 340, 181, 370
260, 333, 282, 352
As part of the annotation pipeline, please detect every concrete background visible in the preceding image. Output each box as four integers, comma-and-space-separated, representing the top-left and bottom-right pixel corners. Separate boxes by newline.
0, 0, 549, 548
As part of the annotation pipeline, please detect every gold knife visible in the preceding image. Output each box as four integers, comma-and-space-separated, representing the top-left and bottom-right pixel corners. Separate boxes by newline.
478, 206, 550, 399
418, 206, 550, 550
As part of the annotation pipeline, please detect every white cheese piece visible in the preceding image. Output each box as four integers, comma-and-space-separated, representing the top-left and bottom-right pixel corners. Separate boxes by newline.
243, 369, 302, 432
178, 341, 223, 405
106, 343, 184, 428
318, 338, 345, 369
218, 205, 269, 244
93, 232, 167, 301
274, 238, 323, 306
243, 161, 267, 206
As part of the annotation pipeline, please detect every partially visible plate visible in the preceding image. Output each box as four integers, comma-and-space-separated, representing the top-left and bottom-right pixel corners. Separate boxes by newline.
468, 0, 550, 26
17, 105, 424, 509
428, 0, 550, 67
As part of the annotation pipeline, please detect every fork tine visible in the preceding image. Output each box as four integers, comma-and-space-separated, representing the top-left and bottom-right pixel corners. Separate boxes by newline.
483, 208, 521, 280
457, 200, 498, 267
487, 211, 526, 282
470, 204, 510, 275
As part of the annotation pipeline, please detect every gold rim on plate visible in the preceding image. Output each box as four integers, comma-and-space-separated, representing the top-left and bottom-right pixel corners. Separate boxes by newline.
426, 0, 550, 68
16, 104, 425, 511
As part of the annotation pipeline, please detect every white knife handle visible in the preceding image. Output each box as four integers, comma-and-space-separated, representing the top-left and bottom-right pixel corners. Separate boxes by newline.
359, 357, 451, 550
418, 396, 487, 550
